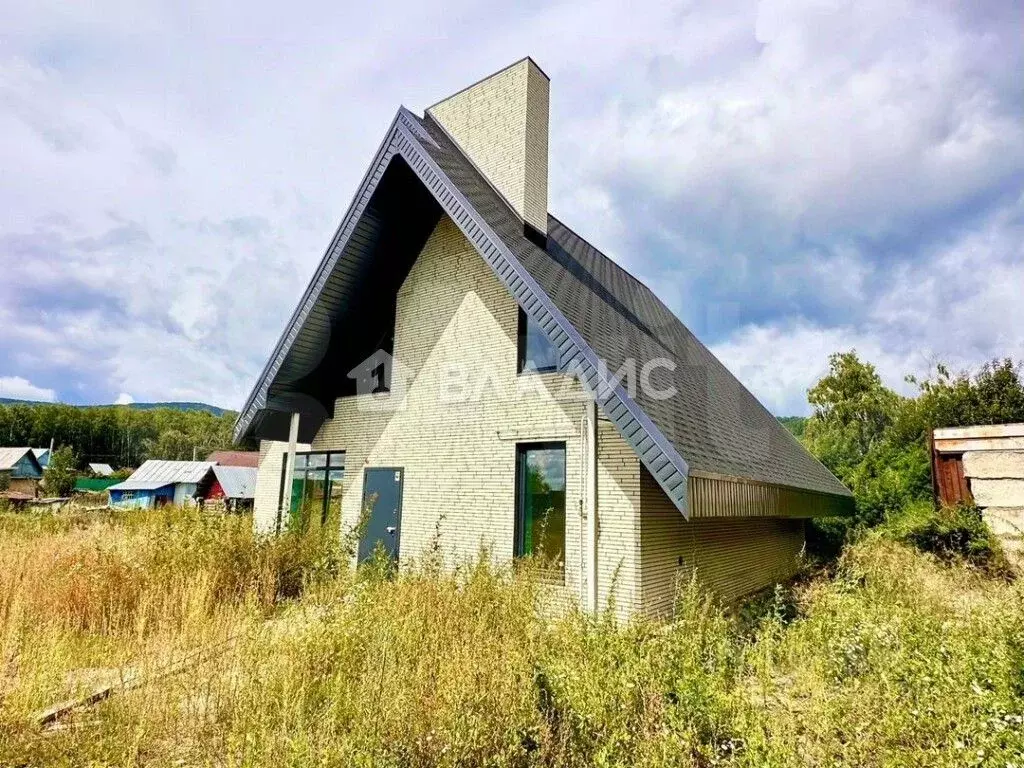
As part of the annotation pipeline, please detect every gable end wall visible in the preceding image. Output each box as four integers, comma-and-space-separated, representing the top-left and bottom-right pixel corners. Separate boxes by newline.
301, 215, 642, 616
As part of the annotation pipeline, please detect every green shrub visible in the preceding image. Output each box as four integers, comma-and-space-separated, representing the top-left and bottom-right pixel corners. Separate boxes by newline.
884, 500, 1012, 575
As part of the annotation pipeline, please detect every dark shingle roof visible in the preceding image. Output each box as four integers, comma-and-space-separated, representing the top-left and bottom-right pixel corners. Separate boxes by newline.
411, 112, 850, 499
236, 106, 851, 512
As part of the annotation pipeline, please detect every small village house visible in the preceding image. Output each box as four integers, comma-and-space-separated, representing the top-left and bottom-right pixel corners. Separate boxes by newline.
235, 58, 853, 617
0, 447, 44, 498
108, 460, 214, 509
195, 465, 258, 512
108, 459, 258, 510
88, 463, 115, 478
31, 447, 50, 469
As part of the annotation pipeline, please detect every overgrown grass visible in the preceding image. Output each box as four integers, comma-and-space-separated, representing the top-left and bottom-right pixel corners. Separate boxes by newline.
1, 507, 1021, 767
883, 499, 1013, 575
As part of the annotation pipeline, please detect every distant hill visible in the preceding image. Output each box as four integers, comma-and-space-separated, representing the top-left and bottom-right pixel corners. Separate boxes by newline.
0, 398, 229, 417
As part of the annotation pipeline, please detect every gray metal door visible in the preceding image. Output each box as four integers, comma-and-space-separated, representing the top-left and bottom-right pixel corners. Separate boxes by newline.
359, 467, 403, 564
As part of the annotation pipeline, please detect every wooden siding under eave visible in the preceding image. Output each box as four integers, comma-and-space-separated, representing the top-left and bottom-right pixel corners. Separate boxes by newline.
686, 471, 853, 518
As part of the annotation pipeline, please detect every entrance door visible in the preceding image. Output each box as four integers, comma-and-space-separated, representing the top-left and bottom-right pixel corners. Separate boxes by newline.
359, 468, 403, 564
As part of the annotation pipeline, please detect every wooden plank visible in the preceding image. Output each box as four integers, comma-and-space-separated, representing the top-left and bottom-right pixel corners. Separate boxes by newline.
932, 452, 973, 507
934, 436, 1024, 453
34, 635, 239, 728
934, 423, 1024, 440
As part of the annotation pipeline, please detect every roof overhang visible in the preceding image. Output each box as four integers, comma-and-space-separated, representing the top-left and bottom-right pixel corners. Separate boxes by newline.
235, 108, 693, 516
107, 480, 175, 492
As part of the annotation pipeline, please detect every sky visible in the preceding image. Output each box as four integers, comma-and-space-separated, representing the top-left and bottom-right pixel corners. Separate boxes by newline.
0, 0, 1021, 416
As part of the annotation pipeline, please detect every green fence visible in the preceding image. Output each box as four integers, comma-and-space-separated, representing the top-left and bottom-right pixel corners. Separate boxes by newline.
74, 477, 119, 492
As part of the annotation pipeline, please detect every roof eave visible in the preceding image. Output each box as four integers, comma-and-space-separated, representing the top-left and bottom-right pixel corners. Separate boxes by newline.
233, 107, 694, 516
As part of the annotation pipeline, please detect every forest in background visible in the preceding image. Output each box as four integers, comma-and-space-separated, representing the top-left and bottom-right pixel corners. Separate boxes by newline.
0, 402, 244, 469
2, 354, 1022, 497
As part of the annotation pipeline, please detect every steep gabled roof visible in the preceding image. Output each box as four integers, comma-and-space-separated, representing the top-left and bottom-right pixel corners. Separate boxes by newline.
210, 465, 258, 499
235, 107, 851, 516
0, 447, 43, 476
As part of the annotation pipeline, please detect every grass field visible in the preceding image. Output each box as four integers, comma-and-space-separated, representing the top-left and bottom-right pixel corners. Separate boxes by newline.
0, 505, 1021, 767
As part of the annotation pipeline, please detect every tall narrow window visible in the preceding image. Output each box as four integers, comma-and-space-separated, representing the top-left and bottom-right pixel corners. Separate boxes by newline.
515, 442, 566, 577
517, 308, 558, 373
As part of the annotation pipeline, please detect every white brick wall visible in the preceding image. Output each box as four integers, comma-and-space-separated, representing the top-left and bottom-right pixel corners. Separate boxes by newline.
427, 58, 549, 234
253, 438, 310, 534
639, 469, 805, 616
289, 214, 643, 616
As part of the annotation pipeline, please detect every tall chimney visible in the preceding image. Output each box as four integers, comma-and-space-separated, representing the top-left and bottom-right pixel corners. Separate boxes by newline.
427, 58, 550, 240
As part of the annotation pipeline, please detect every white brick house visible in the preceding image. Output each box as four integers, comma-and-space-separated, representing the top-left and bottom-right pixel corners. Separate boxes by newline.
237, 58, 852, 617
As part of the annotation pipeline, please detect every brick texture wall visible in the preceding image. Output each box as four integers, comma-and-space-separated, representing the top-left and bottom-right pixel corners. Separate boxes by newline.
253, 438, 311, 534
304, 214, 641, 615
427, 58, 549, 234
639, 468, 805, 616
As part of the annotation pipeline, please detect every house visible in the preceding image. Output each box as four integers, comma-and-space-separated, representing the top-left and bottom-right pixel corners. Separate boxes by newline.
234, 58, 853, 617
0, 447, 44, 498
932, 424, 1024, 556
195, 465, 258, 512
205, 450, 259, 468
107, 460, 214, 509
32, 448, 50, 469
88, 463, 115, 477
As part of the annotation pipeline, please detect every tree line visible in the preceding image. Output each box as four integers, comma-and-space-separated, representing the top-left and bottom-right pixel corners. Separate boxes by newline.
0, 403, 248, 470
798, 354, 1024, 553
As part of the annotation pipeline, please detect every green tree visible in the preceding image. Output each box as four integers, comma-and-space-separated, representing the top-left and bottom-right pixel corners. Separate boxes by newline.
802, 352, 1024, 557
44, 446, 79, 497
803, 352, 928, 552
0, 403, 246, 469
913, 358, 1024, 429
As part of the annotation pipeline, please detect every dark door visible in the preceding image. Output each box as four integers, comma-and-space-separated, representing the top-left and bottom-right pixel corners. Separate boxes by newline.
359, 467, 403, 564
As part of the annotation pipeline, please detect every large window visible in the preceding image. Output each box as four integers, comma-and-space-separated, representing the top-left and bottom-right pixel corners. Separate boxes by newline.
279, 451, 345, 530
515, 442, 566, 577
517, 308, 559, 373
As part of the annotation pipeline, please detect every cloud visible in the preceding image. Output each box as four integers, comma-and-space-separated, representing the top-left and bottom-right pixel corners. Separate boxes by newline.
712, 193, 1024, 414
0, 0, 1020, 418
0, 376, 56, 402
113, 392, 134, 405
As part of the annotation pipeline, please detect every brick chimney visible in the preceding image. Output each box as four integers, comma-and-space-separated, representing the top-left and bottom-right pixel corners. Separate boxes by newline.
427, 58, 550, 241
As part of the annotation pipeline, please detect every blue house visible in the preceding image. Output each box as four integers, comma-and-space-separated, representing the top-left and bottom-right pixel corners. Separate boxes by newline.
32, 448, 50, 469
108, 460, 214, 509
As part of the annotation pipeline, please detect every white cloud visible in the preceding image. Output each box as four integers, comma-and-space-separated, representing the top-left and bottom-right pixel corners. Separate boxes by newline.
0, 376, 57, 402
713, 194, 1024, 414
0, 0, 1019, 417
113, 392, 134, 405
711, 321, 916, 416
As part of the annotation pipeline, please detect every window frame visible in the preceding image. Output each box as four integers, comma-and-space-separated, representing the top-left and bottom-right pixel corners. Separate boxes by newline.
277, 450, 346, 532
514, 441, 567, 581
516, 307, 559, 374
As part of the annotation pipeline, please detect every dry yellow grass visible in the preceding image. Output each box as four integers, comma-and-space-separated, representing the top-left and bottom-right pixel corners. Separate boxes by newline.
0, 507, 1021, 767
